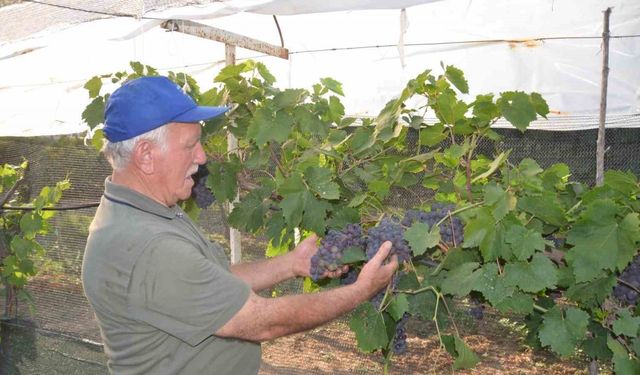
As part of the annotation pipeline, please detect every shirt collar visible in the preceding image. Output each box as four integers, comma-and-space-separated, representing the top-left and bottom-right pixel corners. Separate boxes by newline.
103, 177, 180, 219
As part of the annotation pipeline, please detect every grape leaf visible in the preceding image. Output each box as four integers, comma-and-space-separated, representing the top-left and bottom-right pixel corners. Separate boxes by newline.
440, 262, 481, 296
608, 336, 640, 375
444, 65, 469, 94
304, 166, 340, 200
604, 170, 638, 196
419, 123, 447, 147
320, 77, 345, 96
566, 200, 640, 282
581, 323, 612, 360
404, 222, 440, 256
473, 263, 515, 306
341, 246, 366, 264
504, 253, 558, 293
492, 292, 534, 314
82, 96, 105, 129
247, 107, 294, 146
497, 91, 537, 132
505, 225, 546, 261
441, 335, 479, 369
483, 183, 512, 220
300, 193, 330, 235
349, 303, 389, 353
387, 294, 410, 321
613, 310, 640, 338
435, 92, 467, 125
538, 306, 589, 357
565, 275, 616, 308
272, 88, 307, 109
440, 248, 481, 271
517, 194, 566, 227
84, 76, 102, 98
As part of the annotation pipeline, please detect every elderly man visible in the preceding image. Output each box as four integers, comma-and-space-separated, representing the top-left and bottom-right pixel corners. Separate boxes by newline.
81, 76, 398, 375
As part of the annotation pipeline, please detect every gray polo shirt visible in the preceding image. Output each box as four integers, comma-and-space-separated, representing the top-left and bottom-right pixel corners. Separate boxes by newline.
82, 178, 260, 375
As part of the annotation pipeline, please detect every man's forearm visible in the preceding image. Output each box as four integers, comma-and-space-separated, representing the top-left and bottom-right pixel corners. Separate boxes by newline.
230, 252, 296, 292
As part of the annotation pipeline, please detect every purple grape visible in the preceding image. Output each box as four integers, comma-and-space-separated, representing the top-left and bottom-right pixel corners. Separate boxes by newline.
403, 204, 464, 247
613, 253, 640, 305
310, 223, 365, 281
392, 313, 409, 354
191, 164, 215, 208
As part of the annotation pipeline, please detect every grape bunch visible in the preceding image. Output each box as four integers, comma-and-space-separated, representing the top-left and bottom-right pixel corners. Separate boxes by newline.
402, 203, 464, 247
613, 254, 640, 305
310, 223, 365, 281
366, 217, 411, 263
190, 164, 216, 209
392, 313, 410, 354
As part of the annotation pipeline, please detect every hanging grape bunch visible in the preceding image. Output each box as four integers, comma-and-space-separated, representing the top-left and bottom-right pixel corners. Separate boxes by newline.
191, 164, 216, 209
613, 254, 640, 305
309, 223, 365, 281
402, 203, 464, 248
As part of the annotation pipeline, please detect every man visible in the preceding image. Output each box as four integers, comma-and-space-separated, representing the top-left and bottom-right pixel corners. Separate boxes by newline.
82, 76, 398, 375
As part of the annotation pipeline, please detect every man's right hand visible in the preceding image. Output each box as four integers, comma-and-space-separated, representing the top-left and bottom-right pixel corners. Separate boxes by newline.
355, 241, 398, 299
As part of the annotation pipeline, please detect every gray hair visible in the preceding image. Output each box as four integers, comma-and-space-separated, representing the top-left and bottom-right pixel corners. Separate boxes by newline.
102, 124, 170, 170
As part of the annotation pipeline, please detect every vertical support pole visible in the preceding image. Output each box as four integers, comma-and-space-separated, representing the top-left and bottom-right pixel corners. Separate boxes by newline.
596, 7, 612, 186
225, 43, 242, 264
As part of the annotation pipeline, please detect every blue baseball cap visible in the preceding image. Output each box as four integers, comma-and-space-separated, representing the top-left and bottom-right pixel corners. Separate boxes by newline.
103, 76, 228, 142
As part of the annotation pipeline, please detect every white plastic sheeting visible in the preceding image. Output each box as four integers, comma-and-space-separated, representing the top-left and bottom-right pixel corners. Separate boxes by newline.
0, 0, 638, 136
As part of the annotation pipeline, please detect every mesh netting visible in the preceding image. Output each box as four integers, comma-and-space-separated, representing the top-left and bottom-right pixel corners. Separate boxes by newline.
1, 118, 640, 373
0, 0, 217, 42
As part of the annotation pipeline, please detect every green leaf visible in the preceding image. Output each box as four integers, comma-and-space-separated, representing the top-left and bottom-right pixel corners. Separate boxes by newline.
444, 65, 469, 94
228, 187, 271, 233
530, 92, 550, 118
608, 336, 640, 375
538, 306, 589, 357
304, 167, 340, 200
320, 77, 344, 96
255, 61, 276, 84
387, 294, 410, 321
82, 96, 105, 128
350, 126, 376, 155
349, 303, 389, 352
492, 292, 534, 314
294, 106, 327, 138
404, 222, 440, 256
613, 310, 640, 338
266, 238, 291, 258
504, 253, 558, 293
11, 237, 33, 260
473, 263, 515, 305
300, 193, 330, 235
565, 275, 616, 308
419, 123, 447, 147
498, 91, 537, 132
328, 96, 345, 123
207, 160, 240, 202
505, 225, 546, 261
84, 76, 102, 98
517, 194, 566, 227
273, 89, 307, 109
581, 323, 612, 360
341, 246, 366, 264
435, 92, 467, 125
248, 108, 295, 146
19, 212, 43, 237
440, 248, 481, 271
90, 129, 104, 152
441, 335, 479, 369
472, 94, 499, 123
566, 200, 639, 282
440, 262, 481, 296
483, 183, 512, 220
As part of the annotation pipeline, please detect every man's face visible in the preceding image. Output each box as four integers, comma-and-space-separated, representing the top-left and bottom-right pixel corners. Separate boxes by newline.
154, 122, 206, 206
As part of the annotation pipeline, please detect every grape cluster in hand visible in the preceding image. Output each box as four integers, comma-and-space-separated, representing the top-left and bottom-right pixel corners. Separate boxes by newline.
402, 203, 464, 247
613, 254, 640, 305
310, 224, 365, 281
191, 164, 216, 209
366, 217, 412, 263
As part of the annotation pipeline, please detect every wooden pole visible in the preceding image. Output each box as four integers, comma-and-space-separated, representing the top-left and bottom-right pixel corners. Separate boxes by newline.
595, 7, 612, 186
225, 43, 242, 265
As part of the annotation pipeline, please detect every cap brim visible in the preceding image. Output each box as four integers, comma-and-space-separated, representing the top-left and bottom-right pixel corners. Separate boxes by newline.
172, 105, 229, 123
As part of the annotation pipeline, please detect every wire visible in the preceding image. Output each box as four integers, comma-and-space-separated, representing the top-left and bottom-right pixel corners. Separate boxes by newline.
23, 0, 165, 20
1, 202, 100, 211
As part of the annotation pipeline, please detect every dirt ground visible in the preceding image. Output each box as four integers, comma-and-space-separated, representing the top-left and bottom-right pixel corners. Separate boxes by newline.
259, 309, 604, 375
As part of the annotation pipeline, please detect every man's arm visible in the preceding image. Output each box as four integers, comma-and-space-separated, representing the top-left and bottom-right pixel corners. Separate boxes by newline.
230, 234, 346, 292
216, 241, 397, 342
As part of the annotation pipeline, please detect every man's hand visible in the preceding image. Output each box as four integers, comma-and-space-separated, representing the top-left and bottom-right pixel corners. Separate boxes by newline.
290, 234, 348, 279
355, 241, 398, 299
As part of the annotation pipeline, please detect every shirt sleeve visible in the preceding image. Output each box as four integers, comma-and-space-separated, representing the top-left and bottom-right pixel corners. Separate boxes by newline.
127, 234, 250, 346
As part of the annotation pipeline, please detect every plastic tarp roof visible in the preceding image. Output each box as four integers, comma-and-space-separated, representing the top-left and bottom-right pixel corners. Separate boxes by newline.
0, 0, 638, 136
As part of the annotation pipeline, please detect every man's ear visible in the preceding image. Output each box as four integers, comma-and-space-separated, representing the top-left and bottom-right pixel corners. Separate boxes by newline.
132, 139, 155, 174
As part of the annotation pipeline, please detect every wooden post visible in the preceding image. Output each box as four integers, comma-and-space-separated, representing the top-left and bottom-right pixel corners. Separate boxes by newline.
225, 43, 242, 264
161, 19, 289, 264
596, 7, 612, 186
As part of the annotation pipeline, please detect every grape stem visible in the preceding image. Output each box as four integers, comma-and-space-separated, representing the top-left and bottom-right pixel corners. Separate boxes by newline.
617, 277, 640, 294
